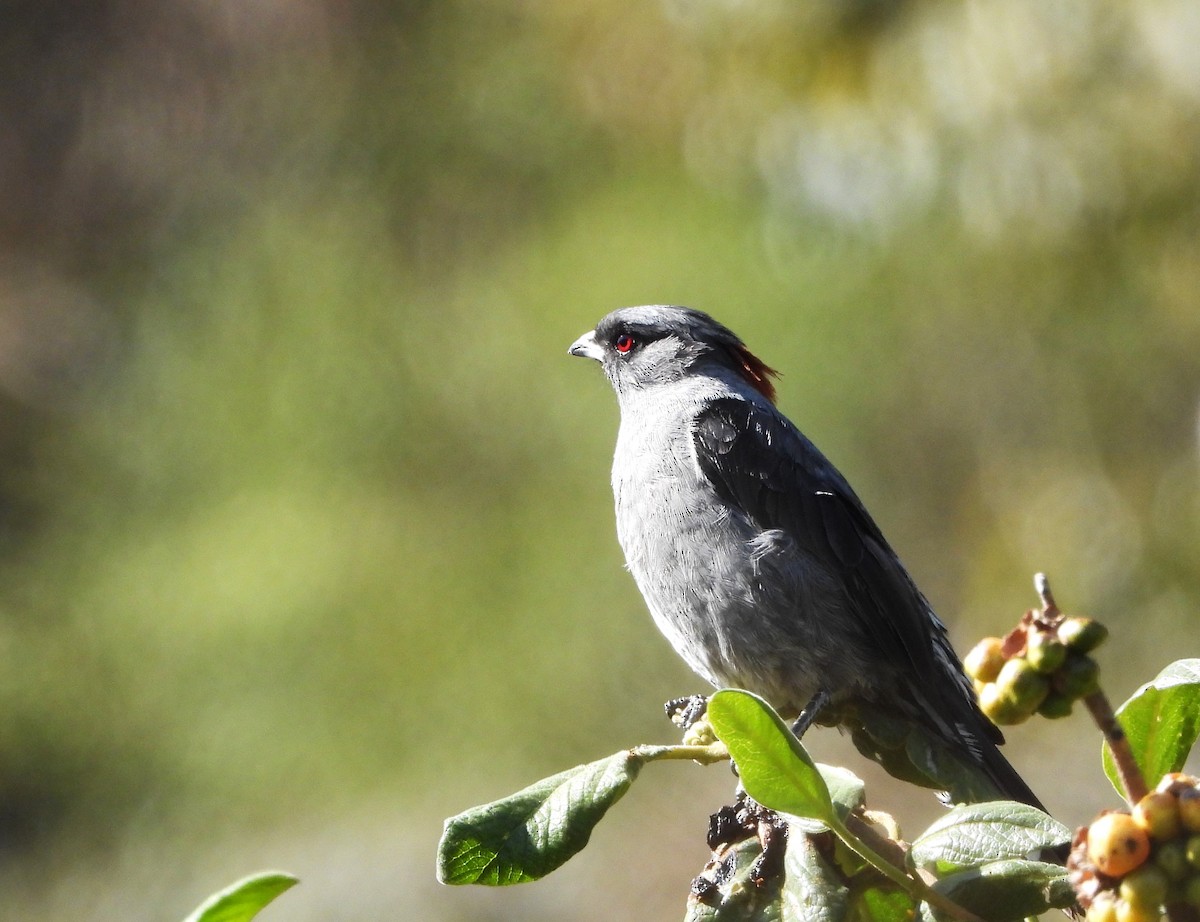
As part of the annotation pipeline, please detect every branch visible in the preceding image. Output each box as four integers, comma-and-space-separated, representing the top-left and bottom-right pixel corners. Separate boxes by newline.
1035, 573, 1146, 805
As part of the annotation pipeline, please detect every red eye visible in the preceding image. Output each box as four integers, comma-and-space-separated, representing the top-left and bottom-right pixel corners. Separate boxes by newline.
615, 333, 635, 353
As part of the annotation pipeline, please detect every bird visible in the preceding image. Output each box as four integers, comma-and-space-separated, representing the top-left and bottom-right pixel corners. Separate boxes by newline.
568, 305, 1042, 808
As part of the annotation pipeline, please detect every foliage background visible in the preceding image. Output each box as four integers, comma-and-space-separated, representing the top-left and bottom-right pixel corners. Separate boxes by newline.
0, 1, 1197, 918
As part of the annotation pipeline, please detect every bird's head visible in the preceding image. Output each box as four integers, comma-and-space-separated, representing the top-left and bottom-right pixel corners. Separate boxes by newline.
568, 305, 778, 402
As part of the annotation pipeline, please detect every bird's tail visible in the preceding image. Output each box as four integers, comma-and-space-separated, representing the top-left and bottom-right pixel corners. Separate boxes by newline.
972, 734, 1045, 810
848, 707, 1045, 810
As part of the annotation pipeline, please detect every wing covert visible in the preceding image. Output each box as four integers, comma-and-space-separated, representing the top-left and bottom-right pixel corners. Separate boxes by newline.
691, 397, 952, 694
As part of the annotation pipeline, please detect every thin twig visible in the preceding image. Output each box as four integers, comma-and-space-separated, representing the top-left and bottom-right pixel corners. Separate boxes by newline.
840, 813, 989, 922
1035, 573, 1147, 805
1083, 690, 1148, 805
1034, 572, 1057, 614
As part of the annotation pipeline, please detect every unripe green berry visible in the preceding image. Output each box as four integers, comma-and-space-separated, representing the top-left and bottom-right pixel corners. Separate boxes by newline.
1053, 652, 1101, 699
1027, 631, 1069, 674
1058, 616, 1109, 653
1155, 841, 1190, 882
964, 636, 1007, 683
995, 657, 1050, 711
1115, 896, 1161, 922
1185, 835, 1200, 870
1087, 892, 1120, 922
979, 681, 1030, 725
1186, 874, 1200, 910
1037, 690, 1075, 719
1121, 864, 1169, 911
1135, 791, 1182, 842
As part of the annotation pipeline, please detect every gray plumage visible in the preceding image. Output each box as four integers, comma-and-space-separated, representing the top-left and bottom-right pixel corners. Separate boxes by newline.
569, 305, 1041, 808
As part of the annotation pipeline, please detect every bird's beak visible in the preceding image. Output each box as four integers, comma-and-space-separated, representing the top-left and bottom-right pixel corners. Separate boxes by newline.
568, 329, 604, 361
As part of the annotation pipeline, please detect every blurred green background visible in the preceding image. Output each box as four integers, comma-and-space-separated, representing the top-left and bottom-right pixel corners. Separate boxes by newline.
0, 1, 1198, 918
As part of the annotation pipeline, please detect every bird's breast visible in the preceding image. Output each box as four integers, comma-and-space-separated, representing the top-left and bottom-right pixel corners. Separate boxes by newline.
607, 392, 857, 710
610, 407, 761, 685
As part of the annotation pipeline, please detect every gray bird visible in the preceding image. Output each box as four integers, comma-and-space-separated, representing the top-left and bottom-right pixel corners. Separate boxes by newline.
569, 305, 1042, 808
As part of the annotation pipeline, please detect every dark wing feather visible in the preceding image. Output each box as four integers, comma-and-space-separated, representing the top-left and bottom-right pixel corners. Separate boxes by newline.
693, 397, 952, 696
691, 397, 1049, 807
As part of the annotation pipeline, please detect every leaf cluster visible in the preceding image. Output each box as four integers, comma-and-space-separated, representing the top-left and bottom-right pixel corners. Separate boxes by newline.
437, 659, 1200, 922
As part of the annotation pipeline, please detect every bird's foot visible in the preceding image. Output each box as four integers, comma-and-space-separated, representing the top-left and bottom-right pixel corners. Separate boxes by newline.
790, 687, 832, 739
665, 694, 709, 730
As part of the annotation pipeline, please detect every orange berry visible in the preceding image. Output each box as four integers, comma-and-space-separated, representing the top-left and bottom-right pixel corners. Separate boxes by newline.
1088, 813, 1152, 877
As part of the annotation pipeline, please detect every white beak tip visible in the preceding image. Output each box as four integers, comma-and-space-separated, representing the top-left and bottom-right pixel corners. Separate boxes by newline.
568, 330, 603, 361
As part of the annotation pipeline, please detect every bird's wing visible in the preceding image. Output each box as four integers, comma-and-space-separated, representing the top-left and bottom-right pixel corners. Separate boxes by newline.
692, 396, 995, 741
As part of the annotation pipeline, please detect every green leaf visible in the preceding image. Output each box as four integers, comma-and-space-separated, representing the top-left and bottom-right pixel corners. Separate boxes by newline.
851, 884, 916, 922
781, 821, 850, 922
437, 750, 643, 885
908, 802, 1071, 874
1103, 659, 1200, 797
924, 859, 1072, 922
181, 871, 298, 922
707, 689, 835, 825
787, 765, 865, 835
816, 765, 866, 823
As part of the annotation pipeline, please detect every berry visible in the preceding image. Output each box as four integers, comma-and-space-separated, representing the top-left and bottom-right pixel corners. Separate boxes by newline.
1027, 631, 1069, 674
1185, 835, 1200, 870
1088, 813, 1151, 877
1037, 691, 1075, 719
1178, 787, 1200, 835
1134, 791, 1182, 842
1087, 892, 1119, 922
964, 636, 1006, 683
979, 681, 1030, 725
995, 657, 1051, 711
1115, 897, 1161, 922
1058, 616, 1109, 653
1154, 841, 1190, 882
1119, 864, 1169, 911
1054, 652, 1101, 699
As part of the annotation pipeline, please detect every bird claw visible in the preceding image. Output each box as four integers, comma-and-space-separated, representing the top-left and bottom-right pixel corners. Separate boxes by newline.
665, 694, 709, 729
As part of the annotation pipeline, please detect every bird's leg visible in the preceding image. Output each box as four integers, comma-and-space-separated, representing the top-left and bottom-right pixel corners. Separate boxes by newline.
665, 694, 709, 730
790, 688, 831, 739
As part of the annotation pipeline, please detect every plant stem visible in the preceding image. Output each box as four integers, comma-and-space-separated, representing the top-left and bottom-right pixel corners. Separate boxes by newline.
633, 741, 730, 765
1035, 573, 1148, 805
834, 814, 989, 922
1083, 690, 1148, 804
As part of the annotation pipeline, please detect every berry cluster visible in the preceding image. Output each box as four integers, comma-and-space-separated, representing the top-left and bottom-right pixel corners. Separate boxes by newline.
964, 612, 1108, 725
1068, 774, 1200, 922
